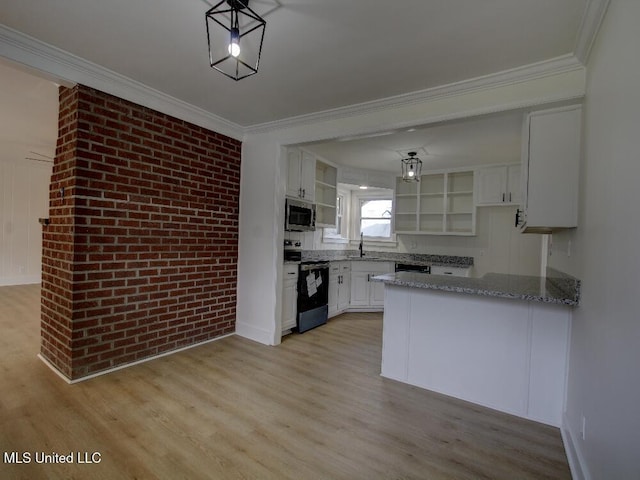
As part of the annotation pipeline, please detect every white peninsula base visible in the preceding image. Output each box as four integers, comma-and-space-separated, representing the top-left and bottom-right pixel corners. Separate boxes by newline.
381, 284, 571, 427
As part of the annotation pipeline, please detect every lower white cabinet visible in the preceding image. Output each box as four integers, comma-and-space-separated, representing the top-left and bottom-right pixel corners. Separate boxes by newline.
381, 285, 571, 427
350, 262, 394, 310
328, 261, 351, 317
282, 264, 298, 332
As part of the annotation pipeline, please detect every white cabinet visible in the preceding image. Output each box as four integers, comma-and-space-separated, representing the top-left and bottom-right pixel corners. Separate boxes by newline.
430, 265, 472, 277
328, 262, 351, 317
350, 261, 394, 310
394, 170, 476, 236
315, 160, 338, 227
287, 148, 315, 201
381, 285, 572, 427
350, 272, 370, 306
281, 264, 299, 332
476, 164, 521, 206
518, 105, 581, 233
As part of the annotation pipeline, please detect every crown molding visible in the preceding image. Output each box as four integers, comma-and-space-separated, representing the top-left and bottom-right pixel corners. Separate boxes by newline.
1, 19, 590, 142
574, 0, 611, 65
0, 24, 244, 141
245, 54, 585, 135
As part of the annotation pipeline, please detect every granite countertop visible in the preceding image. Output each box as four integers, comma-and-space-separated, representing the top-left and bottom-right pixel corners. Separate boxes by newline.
299, 250, 473, 268
372, 267, 580, 306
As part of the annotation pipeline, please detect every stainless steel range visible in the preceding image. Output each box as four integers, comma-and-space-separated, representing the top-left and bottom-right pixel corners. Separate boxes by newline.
297, 261, 329, 333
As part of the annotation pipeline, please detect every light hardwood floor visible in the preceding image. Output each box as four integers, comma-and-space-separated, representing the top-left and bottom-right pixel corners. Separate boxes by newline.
0, 284, 571, 479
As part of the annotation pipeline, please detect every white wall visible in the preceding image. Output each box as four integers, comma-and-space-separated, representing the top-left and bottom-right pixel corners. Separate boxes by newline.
236, 135, 285, 345
0, 159, 51, 285
302, 205, 541, 277
237, 69, 585, 345
548, 1, 640, 478
0, 62, 57, 286
398, 207, 541, 277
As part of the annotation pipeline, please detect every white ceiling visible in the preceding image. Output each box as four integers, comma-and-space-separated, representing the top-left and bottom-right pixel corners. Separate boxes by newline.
301, 110, 526, 173
0, 0, 593, 172
0, 0, 587, 127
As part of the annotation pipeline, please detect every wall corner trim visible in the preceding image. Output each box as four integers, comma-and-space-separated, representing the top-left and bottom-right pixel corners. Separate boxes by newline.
561, 412, 592, 480
574, 0, 612, 65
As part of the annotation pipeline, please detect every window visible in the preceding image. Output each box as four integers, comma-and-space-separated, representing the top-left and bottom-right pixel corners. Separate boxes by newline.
335, 194, 344, 235
359, 198, 392, 239
323, 191, 348, 242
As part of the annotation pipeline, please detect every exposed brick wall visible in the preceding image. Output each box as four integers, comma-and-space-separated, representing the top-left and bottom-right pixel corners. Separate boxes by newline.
40, 86, 79, 378
41, 85, 240, 380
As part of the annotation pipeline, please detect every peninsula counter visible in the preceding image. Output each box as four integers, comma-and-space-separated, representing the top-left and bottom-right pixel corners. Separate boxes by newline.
372, 269, 580, 426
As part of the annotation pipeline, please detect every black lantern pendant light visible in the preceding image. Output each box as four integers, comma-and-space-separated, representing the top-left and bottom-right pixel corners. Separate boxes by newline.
401, 152, 422, 182
205, 0, 266, 81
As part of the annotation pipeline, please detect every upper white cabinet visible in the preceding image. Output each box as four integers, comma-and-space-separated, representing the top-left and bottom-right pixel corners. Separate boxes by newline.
394, 170, 476, 236
287, 148, 315, 201
286, 148, 338, 227
476, 164, 521, 206
518, 105, 582, 233
315, 160, 338, 227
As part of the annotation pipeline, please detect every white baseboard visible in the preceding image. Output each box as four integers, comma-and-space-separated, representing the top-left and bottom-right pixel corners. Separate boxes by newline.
343, 307, 384, 313
561, 412, 591, 480
38, 332, 235, 383
0, 275, 40, 286
235, 321, 275, 345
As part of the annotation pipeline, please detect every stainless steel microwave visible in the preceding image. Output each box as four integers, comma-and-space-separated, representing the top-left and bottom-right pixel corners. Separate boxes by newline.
285, 198, 316, 231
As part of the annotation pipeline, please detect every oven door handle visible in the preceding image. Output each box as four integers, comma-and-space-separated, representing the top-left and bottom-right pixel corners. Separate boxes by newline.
300, 264, 328, 272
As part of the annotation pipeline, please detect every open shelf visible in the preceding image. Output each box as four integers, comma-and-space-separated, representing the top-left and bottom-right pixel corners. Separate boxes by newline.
394, 170, 476, 235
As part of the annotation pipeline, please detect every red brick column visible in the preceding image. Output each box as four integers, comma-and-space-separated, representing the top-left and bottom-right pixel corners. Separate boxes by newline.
41, 85, 240, 380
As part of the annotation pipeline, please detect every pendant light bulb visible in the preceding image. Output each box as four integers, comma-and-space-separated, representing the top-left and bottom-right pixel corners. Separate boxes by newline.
229, 27, 241, 57
408, 166, 415, 177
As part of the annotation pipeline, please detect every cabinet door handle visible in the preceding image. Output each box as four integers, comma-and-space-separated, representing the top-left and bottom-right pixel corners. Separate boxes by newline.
367, 274, 370, 282
509, 192, 512, 202
502, 193, 505, 202
302, 188, 305, 198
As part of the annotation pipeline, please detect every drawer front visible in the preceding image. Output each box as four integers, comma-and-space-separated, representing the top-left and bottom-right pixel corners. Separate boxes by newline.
283, 263, 299, 278
430, 265, 471, 277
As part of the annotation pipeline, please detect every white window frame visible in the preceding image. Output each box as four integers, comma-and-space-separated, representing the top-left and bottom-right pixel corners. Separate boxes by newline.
322, 188, 349, 243
351, 190, 396, 245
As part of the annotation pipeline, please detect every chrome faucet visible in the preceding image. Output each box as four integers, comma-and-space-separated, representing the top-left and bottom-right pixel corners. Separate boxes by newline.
359, 232, 365, 257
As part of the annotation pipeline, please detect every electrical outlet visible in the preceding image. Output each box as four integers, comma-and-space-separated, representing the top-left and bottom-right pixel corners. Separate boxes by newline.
581, 415, 586, 440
